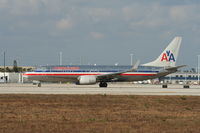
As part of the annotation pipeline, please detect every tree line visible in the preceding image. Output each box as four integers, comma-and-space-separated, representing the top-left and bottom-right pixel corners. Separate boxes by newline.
0, 60, 33, 73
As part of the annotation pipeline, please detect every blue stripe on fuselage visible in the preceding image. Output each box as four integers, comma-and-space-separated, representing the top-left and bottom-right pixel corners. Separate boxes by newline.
34, 70, 159, 73
33, 65, 162, 73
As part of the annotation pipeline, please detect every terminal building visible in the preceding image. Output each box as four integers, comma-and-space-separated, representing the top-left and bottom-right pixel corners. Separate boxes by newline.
160, 72, 199, 85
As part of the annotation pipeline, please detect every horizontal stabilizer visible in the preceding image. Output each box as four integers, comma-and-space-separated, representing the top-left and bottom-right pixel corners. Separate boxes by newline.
127, 60, 140, 72
165, 65, 187, 71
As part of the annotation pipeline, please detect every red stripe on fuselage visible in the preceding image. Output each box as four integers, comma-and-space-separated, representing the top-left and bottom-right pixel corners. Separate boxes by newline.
121, 73, 156, 76
23, 73, 156, 76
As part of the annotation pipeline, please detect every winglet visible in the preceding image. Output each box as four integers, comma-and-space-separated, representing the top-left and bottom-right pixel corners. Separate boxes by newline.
127, 60, 140, 72
97, 60, 140, 80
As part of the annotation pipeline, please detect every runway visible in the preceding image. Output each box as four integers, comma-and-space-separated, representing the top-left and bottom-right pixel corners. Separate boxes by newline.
0, 83, 200, 95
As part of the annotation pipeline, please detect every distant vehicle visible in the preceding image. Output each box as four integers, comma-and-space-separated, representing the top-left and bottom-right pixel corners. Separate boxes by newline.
24, 37, 185, 87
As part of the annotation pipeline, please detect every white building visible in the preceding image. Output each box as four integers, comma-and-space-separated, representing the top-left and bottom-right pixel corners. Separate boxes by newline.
0, 72, 24, 83
161, 72, 199, 85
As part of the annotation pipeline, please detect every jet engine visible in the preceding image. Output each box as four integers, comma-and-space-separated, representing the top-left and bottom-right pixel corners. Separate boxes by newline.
77, 75, 97, 85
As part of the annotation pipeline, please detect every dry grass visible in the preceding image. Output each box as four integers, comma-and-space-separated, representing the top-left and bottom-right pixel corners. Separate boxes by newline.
0, 94, 200, 133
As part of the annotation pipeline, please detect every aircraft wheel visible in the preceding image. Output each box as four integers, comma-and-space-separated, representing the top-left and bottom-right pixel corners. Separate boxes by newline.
99, 82, 103, 87
104, 82, 108, 87
38, 83, 41, 87
99, 82, 108, 87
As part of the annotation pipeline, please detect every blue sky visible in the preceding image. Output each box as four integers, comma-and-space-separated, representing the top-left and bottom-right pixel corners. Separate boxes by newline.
0, 0, 199, 68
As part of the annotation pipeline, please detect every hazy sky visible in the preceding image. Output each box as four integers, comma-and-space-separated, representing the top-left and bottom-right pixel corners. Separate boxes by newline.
0, 0, 200, 68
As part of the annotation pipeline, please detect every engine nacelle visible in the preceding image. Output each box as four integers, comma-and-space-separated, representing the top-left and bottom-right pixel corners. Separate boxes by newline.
77, 75, 97, 85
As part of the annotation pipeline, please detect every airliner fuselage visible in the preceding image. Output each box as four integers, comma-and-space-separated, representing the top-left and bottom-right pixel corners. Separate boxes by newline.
24, 65, 172, 86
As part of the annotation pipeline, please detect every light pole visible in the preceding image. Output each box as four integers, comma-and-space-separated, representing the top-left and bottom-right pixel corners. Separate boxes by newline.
198, 55, 200, 85
3, 51, 6, 83
59, 52, 62, 65
130, 53, 133, 65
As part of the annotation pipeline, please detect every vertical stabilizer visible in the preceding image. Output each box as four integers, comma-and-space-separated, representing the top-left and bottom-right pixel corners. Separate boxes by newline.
143, 37, 182, 67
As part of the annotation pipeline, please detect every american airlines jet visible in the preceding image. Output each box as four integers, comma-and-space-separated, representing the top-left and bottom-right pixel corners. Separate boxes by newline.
24, 37, 185, 87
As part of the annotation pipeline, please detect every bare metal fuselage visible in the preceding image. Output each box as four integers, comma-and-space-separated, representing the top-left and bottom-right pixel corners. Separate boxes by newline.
24, 65, 172, 83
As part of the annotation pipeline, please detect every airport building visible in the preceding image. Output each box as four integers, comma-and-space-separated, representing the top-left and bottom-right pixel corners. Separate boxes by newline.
0, 66, 34, 83
0, 72, 22, 83
160, 72, 199, 85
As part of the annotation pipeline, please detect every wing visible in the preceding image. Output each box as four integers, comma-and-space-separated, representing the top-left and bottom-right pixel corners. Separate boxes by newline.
97, 60, 140, 81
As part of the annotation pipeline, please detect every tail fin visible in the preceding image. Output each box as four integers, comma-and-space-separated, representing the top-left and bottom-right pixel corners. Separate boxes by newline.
143, 37, 182, 67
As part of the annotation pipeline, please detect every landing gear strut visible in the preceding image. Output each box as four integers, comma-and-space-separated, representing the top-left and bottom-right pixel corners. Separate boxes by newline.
38, 83, 41, 87
99, 82, 108, 87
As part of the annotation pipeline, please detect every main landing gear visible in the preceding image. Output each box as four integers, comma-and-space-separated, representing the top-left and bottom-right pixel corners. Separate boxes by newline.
99, 82, 108, 87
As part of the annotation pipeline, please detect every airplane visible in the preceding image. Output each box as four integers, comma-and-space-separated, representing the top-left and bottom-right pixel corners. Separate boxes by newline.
23, 37, 185, 87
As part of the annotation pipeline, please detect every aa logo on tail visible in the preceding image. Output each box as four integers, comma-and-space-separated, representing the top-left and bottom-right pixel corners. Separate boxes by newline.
161, 51, 175, 62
